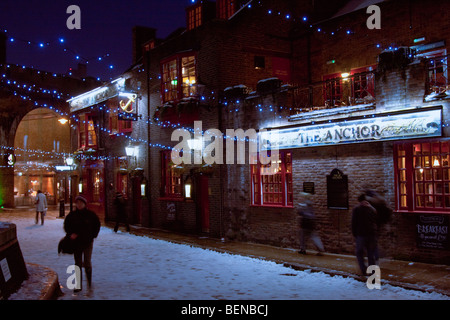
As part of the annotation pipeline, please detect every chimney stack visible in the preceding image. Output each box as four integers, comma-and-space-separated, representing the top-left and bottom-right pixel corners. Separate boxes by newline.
132, 26, 156, 64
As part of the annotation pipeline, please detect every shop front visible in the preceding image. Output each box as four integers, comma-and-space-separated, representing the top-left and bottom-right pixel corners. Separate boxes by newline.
244, 105, 450, 263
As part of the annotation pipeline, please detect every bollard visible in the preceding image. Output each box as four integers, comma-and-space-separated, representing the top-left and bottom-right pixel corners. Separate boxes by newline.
59, 200, 65, 218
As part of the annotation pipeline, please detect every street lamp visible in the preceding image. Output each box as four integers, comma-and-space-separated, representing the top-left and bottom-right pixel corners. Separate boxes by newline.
65, 156, 74, 213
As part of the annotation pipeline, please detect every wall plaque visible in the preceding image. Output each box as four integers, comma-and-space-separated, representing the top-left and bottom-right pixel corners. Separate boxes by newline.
327, 169, 349, 209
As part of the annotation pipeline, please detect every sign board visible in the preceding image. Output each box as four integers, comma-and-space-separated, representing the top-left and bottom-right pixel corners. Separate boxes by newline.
327, 169, 349, 209
260, 107, 442, 150
303, 182, 315, 194
0, 258, 11, 282
166, 202, 176, 221
416, 215, 449, 250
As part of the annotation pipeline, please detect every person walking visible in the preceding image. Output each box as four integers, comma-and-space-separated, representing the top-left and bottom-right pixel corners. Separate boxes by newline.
113, 192, 130, 233
364, 189, 392, 264
64, 195, 100, 292
297, 195, 325, 255
351, 194, 378, 276
35, 190, 47, 225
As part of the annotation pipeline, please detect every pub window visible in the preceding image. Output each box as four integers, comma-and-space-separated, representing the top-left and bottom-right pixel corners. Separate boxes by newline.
160, 53, 197, 104
251, 150, 293, 207
108, 98, 133, 134
395, 140, 450, 212
217, 0, 236, 19
161, 150, 183, 198
187, 4, 202, 31
78, 113, 97, 149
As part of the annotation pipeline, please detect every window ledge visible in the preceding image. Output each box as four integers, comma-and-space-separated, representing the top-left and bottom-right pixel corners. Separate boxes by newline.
395, 210, 450, 215
158, 197, 185, 202
250, 204, 294, 209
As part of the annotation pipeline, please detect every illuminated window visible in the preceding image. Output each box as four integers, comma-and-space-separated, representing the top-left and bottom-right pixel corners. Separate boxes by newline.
187, 4, 202, 30
108, 98, 133, 134
395, 140, 450, 212
161, 59, 178, 103
78, 113, 97, 149
182, 55, 197, 98
217, 0, 236, 19
251, 151, 293, 207
160, 53, 197, 104
161, 151, 183, 198
323, 66, 375, 107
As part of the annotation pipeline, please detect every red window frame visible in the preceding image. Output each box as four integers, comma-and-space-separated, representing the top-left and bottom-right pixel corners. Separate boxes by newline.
217, 0, 236, 19
108, 98, 133, 135
187, 3, 202, 30
161, 150, 183, 199
160, 52, 197, 104
251, 150, 293, 207
394, 140, 450, 213
323, 65, 376, 107
78, 113, 97, 149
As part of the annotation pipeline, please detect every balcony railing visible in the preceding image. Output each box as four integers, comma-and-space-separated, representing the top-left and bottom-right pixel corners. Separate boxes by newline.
290, 71, 376, 116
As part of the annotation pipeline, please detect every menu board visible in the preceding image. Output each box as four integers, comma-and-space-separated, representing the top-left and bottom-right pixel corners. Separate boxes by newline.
416, 215, 449, 250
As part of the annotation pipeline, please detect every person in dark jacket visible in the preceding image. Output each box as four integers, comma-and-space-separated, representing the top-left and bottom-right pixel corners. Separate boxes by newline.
64, 195, 100, 292
113, 192, 130, 232
352, 194, 378, 275
297, 197, 324, 255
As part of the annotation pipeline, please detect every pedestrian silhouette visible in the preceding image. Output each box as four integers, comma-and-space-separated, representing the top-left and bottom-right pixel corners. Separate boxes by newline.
297, 193, 324, 255
35, 190, 47, 225
351, 194, 378, 275
63, 195, 100, 293
113, 192, 130, 232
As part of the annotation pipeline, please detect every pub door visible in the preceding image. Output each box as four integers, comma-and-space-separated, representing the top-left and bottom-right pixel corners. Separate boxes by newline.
131, 177, 142, 225
196, 174, 210, 233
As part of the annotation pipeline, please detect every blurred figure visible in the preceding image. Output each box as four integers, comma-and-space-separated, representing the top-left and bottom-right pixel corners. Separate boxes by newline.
64, 195, 100, 293
352, 194, 378, 275
364, 189, 392, 264
35, 190, 47, 225
113, 192, 130, 233
297, 193, 324, 255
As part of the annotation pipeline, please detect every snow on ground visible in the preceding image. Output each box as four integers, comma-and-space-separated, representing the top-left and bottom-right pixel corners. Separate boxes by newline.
5, 213, 449, 300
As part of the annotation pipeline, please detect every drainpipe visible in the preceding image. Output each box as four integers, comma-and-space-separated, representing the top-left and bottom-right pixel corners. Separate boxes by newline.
146, 48, 152, 227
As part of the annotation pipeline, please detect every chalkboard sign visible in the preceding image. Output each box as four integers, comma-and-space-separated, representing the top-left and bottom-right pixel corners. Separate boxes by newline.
327, 169, 349, 209
416, 215, 449, 250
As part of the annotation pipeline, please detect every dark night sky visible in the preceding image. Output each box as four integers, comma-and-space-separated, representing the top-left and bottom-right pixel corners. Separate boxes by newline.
0, 0, 192, 80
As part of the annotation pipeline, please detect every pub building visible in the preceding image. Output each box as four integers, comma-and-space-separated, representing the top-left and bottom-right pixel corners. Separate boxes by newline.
219, 0, 450, 264
68, 0, 449, 264
68, 67, 150, 223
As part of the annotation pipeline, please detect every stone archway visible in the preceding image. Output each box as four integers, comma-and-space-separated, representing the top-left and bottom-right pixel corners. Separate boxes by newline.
0, 64, 98, 207
13, 108, 71, 207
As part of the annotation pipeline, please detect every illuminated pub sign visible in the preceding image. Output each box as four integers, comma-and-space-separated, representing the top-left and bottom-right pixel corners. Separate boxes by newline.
68, 77, 138, 120
260, 107, 442, 150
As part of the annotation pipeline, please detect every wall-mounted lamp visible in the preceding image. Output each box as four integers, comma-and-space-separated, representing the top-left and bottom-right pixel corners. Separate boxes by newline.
141, 177, 148, 197
58, 118, 69, 125
185, 175, 192, 200
125, 146, 135, 157
65, 157, 74, 166
341, 72, 350, 79
78, 178, 83, 193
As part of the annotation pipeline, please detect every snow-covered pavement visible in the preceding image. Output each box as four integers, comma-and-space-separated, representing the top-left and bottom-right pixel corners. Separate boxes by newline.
5, 213, 449, 300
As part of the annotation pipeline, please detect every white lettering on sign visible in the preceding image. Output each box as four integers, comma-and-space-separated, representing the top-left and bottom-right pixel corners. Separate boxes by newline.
260, 108, 442, 150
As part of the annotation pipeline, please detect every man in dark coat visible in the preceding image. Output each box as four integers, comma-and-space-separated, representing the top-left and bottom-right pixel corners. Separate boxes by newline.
64, 195, 100, 292
113, 192, 130, 232
352, 194, 378, 276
